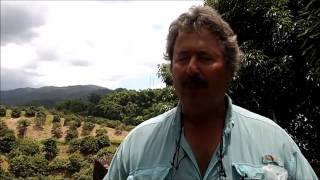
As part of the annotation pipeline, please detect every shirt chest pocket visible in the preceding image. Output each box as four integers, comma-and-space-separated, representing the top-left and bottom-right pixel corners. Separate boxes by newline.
127, 166, 171, 180
232, 163, 288, 180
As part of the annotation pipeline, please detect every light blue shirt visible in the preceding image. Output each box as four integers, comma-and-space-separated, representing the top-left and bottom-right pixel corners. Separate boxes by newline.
104, 97, 317, 179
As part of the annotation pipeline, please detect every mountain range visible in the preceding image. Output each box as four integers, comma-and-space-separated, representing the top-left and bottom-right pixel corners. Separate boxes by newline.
0, 85, 112, 107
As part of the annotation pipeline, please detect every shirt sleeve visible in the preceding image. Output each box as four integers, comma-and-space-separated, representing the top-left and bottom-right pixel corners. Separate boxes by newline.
287, 139, 318, 179
103, 143, 129, 180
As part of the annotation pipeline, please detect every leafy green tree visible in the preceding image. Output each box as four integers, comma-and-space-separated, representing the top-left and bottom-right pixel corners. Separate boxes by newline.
57, 99, 89, 114
43, 138, 58, 160
298, 0, 320, 82
17, 119, 30, 138
157, 63, 173, 86
88, 93, 102, 104
204, 0, 319, 163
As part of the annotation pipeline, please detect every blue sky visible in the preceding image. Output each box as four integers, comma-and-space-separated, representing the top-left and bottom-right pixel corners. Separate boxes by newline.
0, 1, 203, 90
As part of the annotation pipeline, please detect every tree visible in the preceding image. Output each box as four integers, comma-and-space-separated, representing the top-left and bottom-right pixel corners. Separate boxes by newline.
17, 119, 30, 138
157, 63, 173, 86
43, 138, 58, 160
204, 0, 319, 163
298, 0, 320, 83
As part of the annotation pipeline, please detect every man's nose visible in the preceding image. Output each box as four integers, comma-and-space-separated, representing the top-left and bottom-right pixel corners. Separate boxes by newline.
186, 56, 199, 75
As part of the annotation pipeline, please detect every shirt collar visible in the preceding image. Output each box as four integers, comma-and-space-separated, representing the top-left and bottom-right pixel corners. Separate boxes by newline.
173, 95, 235, 145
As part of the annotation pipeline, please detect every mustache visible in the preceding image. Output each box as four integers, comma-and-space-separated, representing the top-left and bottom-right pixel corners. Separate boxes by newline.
182, 75, 208, 88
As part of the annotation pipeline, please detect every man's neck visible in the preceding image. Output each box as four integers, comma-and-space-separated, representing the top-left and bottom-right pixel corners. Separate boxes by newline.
181, 100, 227, 176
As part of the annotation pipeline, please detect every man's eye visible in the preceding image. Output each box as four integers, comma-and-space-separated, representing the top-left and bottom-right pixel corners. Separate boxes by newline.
199, 55, 213, 62
176, 55, 189, 62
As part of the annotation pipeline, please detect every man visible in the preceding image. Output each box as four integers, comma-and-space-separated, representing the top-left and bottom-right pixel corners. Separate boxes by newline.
105, 5, 317, 179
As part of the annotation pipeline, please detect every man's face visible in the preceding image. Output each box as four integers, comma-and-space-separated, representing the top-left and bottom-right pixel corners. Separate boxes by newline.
171, 28, 232, 108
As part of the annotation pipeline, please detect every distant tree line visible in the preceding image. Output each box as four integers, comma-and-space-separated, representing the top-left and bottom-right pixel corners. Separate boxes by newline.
56, 87, 178, 126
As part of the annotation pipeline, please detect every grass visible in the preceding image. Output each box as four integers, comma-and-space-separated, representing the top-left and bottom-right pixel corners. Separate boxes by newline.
0, 155, 9, 172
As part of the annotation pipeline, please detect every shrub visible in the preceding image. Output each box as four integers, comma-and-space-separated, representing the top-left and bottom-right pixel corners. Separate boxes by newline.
72, 164, 93, 180
17, 119, 30, 138
17, 139, 40, 156
82, 121, 95, 136
64, 114, 82, 127
0, 120, 17, 153
43, 138, 58, 160
95, 128, 108, 137
0, 132, 16, 153
31, 154, 49, 176
103, 120, 121, 129
65, 128, 78, 142
67, 153, 84, 174
0, 106, 6, 117
11, 109, 21, 118
97, 135, 110, 148
9, 155, 33, 177
95, 146, 117, 158
25, 106, 36, 117
79, 136, 98, 155
48, 157, 68, 172
9, 154, 48, 177
68, 139, 81, 153
52, 115, 61, 123
34, 111, 46, 129
51, 122, 62, 138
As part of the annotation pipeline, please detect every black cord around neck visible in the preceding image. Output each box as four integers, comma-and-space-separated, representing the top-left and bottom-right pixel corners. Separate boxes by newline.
170, 115, 227, 180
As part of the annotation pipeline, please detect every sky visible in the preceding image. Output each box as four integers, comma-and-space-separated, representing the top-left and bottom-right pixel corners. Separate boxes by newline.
0, 0, 203, 91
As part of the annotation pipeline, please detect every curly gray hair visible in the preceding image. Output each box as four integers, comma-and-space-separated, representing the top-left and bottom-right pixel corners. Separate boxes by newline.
164, 5, 241, 75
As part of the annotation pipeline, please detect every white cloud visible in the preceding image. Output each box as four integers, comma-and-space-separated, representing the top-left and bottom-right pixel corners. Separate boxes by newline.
0, 1, 203, 90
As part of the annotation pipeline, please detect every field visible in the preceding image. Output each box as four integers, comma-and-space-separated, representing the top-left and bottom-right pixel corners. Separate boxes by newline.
0, 109, 130, 179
